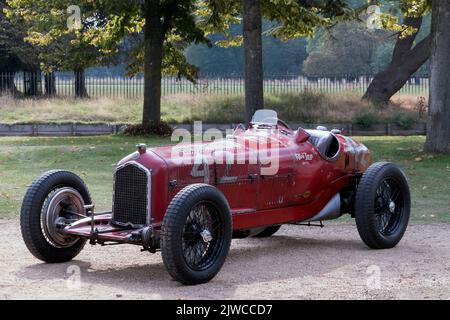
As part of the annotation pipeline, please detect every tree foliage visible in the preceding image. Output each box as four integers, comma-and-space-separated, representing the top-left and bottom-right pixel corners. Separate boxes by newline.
303, 22, 383, 77
5, 0, 114, 73
0, 0, 38, 72
186, 22, 308, 76
5, 0, 210, 76
206, 0, 357, 48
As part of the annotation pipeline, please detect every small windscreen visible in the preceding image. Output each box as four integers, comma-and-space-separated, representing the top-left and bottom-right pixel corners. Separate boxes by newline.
251, 110, 278, 125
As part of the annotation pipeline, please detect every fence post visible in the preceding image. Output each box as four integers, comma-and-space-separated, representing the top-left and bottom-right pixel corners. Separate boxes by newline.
386, 123, 392, 136
348, 124, 353, 136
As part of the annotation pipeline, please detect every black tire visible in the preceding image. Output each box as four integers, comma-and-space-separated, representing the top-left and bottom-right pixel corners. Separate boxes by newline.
253, 225, 281, 238
161, 184, 232, 285
21, 170, 91, 263
355, 162, 411, 249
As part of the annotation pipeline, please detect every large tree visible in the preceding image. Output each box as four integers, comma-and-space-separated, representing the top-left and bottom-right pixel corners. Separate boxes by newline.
138, 0, 210, 125
359, 0, 447, 153
243, 0, 264, 120
78, 0, 215, 125
214, 0, 356, 121
425, 0, 450, 153
8, 0, 232, 123
363, 14, 431, 104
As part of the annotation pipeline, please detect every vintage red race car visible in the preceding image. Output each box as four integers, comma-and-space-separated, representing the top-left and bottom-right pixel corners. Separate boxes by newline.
20, 110, 411, 285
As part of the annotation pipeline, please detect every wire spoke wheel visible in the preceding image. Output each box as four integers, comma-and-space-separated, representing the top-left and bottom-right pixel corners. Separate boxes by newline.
374, 178, 404, 236
161, 184, 232, 285
355, 162, 411, 249
182, 201, 223, 271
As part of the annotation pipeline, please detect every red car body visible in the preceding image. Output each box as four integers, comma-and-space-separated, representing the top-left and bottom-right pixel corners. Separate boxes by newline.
63, 122, 370, 244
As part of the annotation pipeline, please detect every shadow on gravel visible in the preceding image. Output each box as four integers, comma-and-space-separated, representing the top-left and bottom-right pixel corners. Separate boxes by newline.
15, 234, 379, 298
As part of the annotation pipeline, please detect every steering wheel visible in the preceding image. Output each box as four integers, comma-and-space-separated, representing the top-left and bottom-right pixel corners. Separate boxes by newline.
277, 119, 291, 131
252, 117, 291, 131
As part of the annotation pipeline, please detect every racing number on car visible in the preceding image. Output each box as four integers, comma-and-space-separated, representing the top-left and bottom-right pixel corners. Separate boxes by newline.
217, 150, 238, 184
191, 155, 210, 184
191, 151, 238, 184
219, 162, 238, 184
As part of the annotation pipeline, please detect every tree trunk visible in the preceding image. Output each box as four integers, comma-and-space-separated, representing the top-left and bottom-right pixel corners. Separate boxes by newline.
243, 0, 264, 122
74, 69, 88, 98
142, 0, 164, 126
44, 72, 56, 96
363, 17, 431, 105
426, 0, 450, 154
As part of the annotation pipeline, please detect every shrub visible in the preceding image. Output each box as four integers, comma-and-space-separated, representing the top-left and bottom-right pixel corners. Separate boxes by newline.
266, 92, 328, 123
414, 96, 428, 119
391, 112, 418, 130
353, 112, 379, 128
185, 92, 332, 124
123, 121, 173, 137
190, 95, 245, 123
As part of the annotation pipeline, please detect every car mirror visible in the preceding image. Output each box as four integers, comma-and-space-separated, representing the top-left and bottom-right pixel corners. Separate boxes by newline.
295, 128, 310, 144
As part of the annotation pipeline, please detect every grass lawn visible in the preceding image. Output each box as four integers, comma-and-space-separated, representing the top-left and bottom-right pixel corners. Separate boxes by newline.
0, 135, 448, 223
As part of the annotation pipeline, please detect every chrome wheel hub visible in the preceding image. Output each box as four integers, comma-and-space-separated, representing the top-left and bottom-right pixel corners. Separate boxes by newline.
200, 229, 213, 243
182, 202, 223, 271
389, 200, 396, 214
41, 187, 85, 248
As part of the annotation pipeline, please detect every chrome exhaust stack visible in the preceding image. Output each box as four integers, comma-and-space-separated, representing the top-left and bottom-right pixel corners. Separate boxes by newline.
304, 193, 341, 222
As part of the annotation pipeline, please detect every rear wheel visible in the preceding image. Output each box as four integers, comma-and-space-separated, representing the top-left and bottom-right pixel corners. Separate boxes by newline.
355, 162, 411, 249
21, 170, 91, 263
253, 225, 281, 238
161, 184, 232, 285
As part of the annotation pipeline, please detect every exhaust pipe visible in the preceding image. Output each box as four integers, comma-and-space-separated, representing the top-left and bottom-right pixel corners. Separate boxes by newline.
304, 193, 341, 222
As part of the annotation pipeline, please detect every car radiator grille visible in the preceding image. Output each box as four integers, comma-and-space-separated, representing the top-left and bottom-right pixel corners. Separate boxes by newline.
113, 163, 150, 226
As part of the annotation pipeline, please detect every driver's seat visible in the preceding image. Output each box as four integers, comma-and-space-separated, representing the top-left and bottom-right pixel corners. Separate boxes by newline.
306, 130, 339, 160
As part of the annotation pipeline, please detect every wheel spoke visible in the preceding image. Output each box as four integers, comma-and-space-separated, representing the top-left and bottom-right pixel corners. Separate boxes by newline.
391, 188, 401, 203
181, 201, 223, 271
373, 177, 404, 236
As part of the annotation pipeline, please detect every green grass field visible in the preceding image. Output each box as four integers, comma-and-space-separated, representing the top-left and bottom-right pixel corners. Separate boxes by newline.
0, 135, 448, 223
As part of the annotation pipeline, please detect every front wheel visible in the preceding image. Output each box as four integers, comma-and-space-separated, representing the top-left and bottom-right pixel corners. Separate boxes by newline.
355, 162, 411, 249
21, 170, 92, 263
161, 184, 232, 285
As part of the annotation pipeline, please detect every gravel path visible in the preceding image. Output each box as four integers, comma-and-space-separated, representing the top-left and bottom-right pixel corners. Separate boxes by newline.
1, 219, 449, 300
